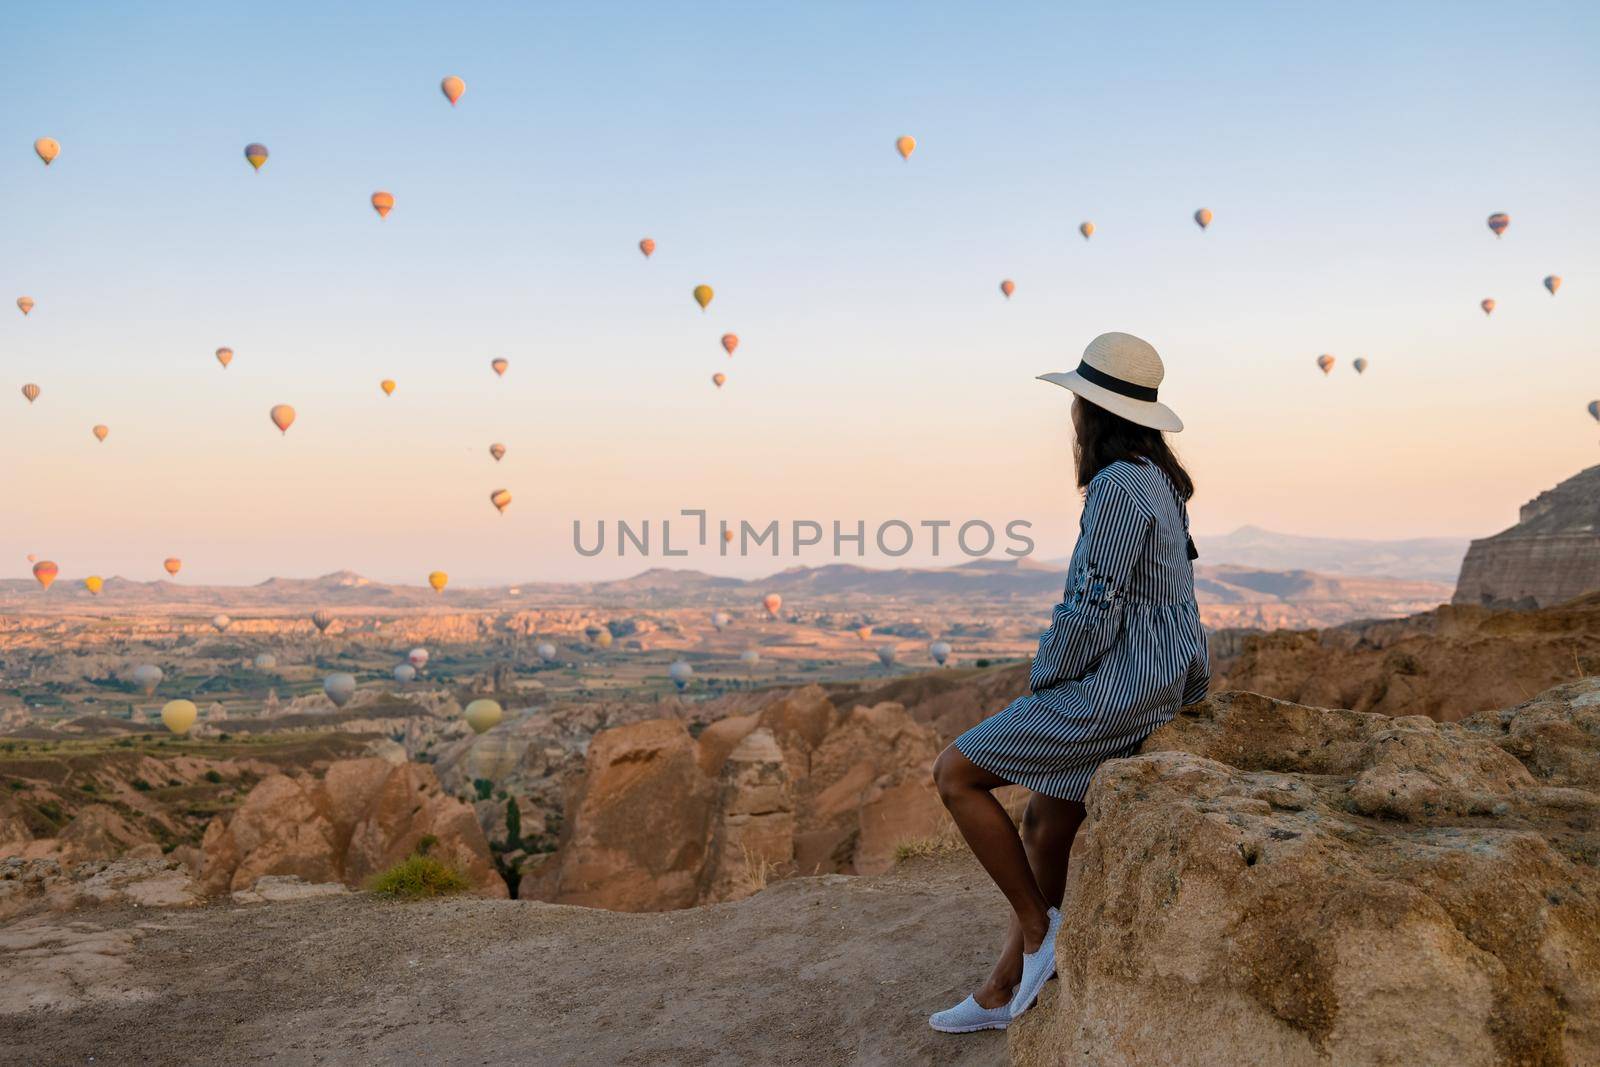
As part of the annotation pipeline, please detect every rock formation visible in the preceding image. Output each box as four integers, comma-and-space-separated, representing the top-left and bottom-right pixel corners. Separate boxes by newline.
1454, 463, 1600, 608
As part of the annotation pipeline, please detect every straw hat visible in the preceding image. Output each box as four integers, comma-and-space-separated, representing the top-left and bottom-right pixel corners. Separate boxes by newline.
1037, 332, 1183, 432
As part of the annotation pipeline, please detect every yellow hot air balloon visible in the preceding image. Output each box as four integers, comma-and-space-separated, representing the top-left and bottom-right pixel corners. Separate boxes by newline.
163, 557, 182, 577
721, 333, 739, 356
1481, 298, 1495, 316
22, 383, 40, 403
270, 404, 295, 434
1194, 208, 1213, 230
855, 625, 872, 641
161, 699, 198, 736
84, 575, 103, 596
762, 593, 782, 618
464, 698, 502, 735
17, 296, 34, 316
490, 488, 512, 514
34, 137, 60, 165
1079, 222, 1094, 240
896, 135, 916, 160
1487, 213, 1510, 238
92, 424, 108, 442
428, 570, 449, 594
639, 237, 655, 258
693, 284, 714, 311
712, 372, 726, 389
489, 442, 506, 462
491, 358, 508, 377
380, 379, 396, 396
371, 191, 394, 218
999, 279, 1015, 299
215, 347, 233, 368
32, 560, 58, 590
1544, 275, 1562, 296
1316, 354, 1335, 375
441, 75, 466, 106
244, 143, 269, 171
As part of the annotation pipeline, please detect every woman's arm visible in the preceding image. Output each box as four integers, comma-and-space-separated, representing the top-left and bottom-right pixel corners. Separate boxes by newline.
1028, 475, 1152, 693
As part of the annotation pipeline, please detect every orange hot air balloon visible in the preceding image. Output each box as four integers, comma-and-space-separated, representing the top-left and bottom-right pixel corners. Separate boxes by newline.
1544, 275, 1562, 296
380, 379, 396, 396
1079, 222, 1094, 240
21, 383, 40, 403
17, 296, 34, 316
896, 135, 916, 160
26, 554, 34, 562
1480, 299, 1495, 316
215, 347, 233, 368
1194, 208, 1213, 230
1000, 279, 1015, 299
855, 625, 872, 641
693, 285, 714, 311
83, 575, 103, 596
722, 529, 734, 543
491, 358, 509, 377
92, 424, 108, 442
441, 75, 466, 106
1316, 354, 1335, 375
711, 372, 726, 389
489, 443, 506, 461
1487, 213, 1510, 238
371, 191, 394, 218
32, 560, 58, 590
244, 143, 269, 171
163, 558, 182, 577
639, 237, 655, 258
34, 137, 60, 165
721, 333, 739, 356
490, 488, 512, 514
428, 570, 449, 594
762, 593, 782, 618
269, 404, 295, 434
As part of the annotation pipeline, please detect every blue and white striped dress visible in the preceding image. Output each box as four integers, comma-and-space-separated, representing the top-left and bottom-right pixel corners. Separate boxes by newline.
955, 458, 1209, 801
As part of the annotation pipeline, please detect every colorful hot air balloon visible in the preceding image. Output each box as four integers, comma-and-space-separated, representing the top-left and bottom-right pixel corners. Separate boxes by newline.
536, 641, 558, 662
722, 529, 734, 543
83, 575, 103, 596
1194, 208, 1213, 230
693, 284, 714, 311
1487, 213, 1510, 238
668, 661, 693, 691
855, 625, 872, 641
1544, 275, 1562, 296
1481, 299, 1495, 316
380, 379, 396, 396
490, 489, 512, 514
131, 664, 163, 695
92, 424, 108, 442
244, 143, 269, 171
464, 698, 502, 734
393, 663, 416, 684
711, 610, 731, 632
161, 700, 198, 735
491, 358, 508, 377
408, 648, 429, 670
21, 384, 40, 404
1588, 400, 1600, 423
1079, 222, 1094, 240
1316, 355, 1335, 375
215, 347, 233, 368
371, 191, 394, 218
211, 614, 231, 632
1352, 358, 1369, 375
323, 672, 356, 708
254, 653, 277, 670
489, 443, 506, 462
711, 372, 727, 389
896, 135, 916, 160
163, 558, 182, 577
1000, 279, 1015, 299
740, 648, 761, 667
639, 237, 655, 258
594, 628, 613, 649
929, 640, 952, 666
16, 297, 33, 316
32, 560, 58, 590
270, 404, 295, 434
762, 593, 782, 618
441, 75, 466, 106
876, 645, 897, 668
721, 333, 739, 356
428, 570, 449, 593
34, 137, 60, 165
311, 608, 333, 633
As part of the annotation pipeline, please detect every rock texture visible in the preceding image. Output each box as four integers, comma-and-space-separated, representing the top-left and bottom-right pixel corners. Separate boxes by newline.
1010, 680, 1600, 1067
1454, 463, 1600, 608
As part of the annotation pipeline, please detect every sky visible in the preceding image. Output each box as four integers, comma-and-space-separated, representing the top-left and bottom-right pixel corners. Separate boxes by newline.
3, 1, 1597, 584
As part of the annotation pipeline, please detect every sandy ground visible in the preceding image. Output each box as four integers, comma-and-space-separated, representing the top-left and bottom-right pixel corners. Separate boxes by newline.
5, 854, 1013, 1066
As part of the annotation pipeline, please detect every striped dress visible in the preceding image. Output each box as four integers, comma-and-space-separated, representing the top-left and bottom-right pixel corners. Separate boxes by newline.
955, 458, 1209, 801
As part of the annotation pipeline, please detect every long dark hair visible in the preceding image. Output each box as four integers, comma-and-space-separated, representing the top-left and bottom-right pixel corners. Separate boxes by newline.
1073, 397, 1194, 499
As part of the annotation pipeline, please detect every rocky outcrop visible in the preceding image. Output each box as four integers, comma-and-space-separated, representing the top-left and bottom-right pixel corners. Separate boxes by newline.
1010, 680, 1600, 1066
0, 856, 204, 924
1454, 463, 1600, 608
700, 729, 794, 902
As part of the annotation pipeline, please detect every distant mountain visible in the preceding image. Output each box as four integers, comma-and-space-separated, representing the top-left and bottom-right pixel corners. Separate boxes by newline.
1196, 526, 1469, 583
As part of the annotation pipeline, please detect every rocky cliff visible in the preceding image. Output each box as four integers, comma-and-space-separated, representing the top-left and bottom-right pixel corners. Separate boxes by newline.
1454, 464, 1600, 608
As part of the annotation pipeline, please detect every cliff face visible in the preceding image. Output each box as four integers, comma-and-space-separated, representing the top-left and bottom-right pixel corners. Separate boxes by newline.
1453, 464, 1600, 608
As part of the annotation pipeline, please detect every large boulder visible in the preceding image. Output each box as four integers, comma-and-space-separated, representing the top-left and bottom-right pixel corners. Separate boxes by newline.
700, 729, 795, 902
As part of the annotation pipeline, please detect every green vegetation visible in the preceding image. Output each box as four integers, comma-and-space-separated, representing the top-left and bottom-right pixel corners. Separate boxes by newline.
367, 844, 468, 900
472, 777, 493, 801
131, 777, 152, 791
505, 797, 522, 851
204, 769, 224, 783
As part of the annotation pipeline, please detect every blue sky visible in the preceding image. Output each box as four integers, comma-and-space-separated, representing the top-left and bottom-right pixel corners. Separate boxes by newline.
4, 2, 1597, 583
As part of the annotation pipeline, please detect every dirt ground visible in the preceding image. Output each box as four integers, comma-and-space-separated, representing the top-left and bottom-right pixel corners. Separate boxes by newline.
4, 853, 1012, 1066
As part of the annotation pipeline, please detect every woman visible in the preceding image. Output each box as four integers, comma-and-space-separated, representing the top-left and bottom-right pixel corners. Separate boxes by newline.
928, 332, 1208, 1033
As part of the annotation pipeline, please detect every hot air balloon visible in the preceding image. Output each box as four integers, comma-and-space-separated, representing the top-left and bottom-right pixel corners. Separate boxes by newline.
490, 489, 512, 514
244, 143, 268, 171
270, 404, 295, 434
22, 384, 40, 403
1194, 208, 1213, 230
740, 649, 761, 667
722, 529, 734, 543
163, 558, 182, 577
711, 610, 732, 632
211, 614, 231, 632
1316, 355, 1335, 375
441, 76, 465, 106
371, 191, 394, 218
408, 648, 429, 670
83, 575, 103, 596
27, 555, 35, 562
639, 237, 655, 258
323, 672, 356, 707
1587, 400, 1599, 423
711, 372, 726, 389
762, 593, 782, 618
491, 358, 508, 377
595, 629, 613, 649
1000, 279, 1015, 299
1079, 222, 1094, 240
215, 347, 233, 368
464, 698, 502, 734
855, 625, 872, 641
1352, 358, 1369, 375
380, 379, 396, 396
1487, 213, 1510, 238
1544, 275, 1562, 296
393, 663, 416, 683
876, 645, 897, 668
34, 137, 60, 165
693, 284, 714, 311
536, 641, 558, 662
721, 333, 739, 356
668, 661, 694, 691
896, 135, 916, 160
16, 297, 33, 316
308, 610, 333, 635
253, 653, 277, 670
489, 443, 506, 462
1481, 299, 1495, 317
428, 571, 448, 594
929, 640, 952, 666
161, 700, 198, 736
92, 424, 108, 442
32, 560, 58, 590
131, 664, 163, 695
